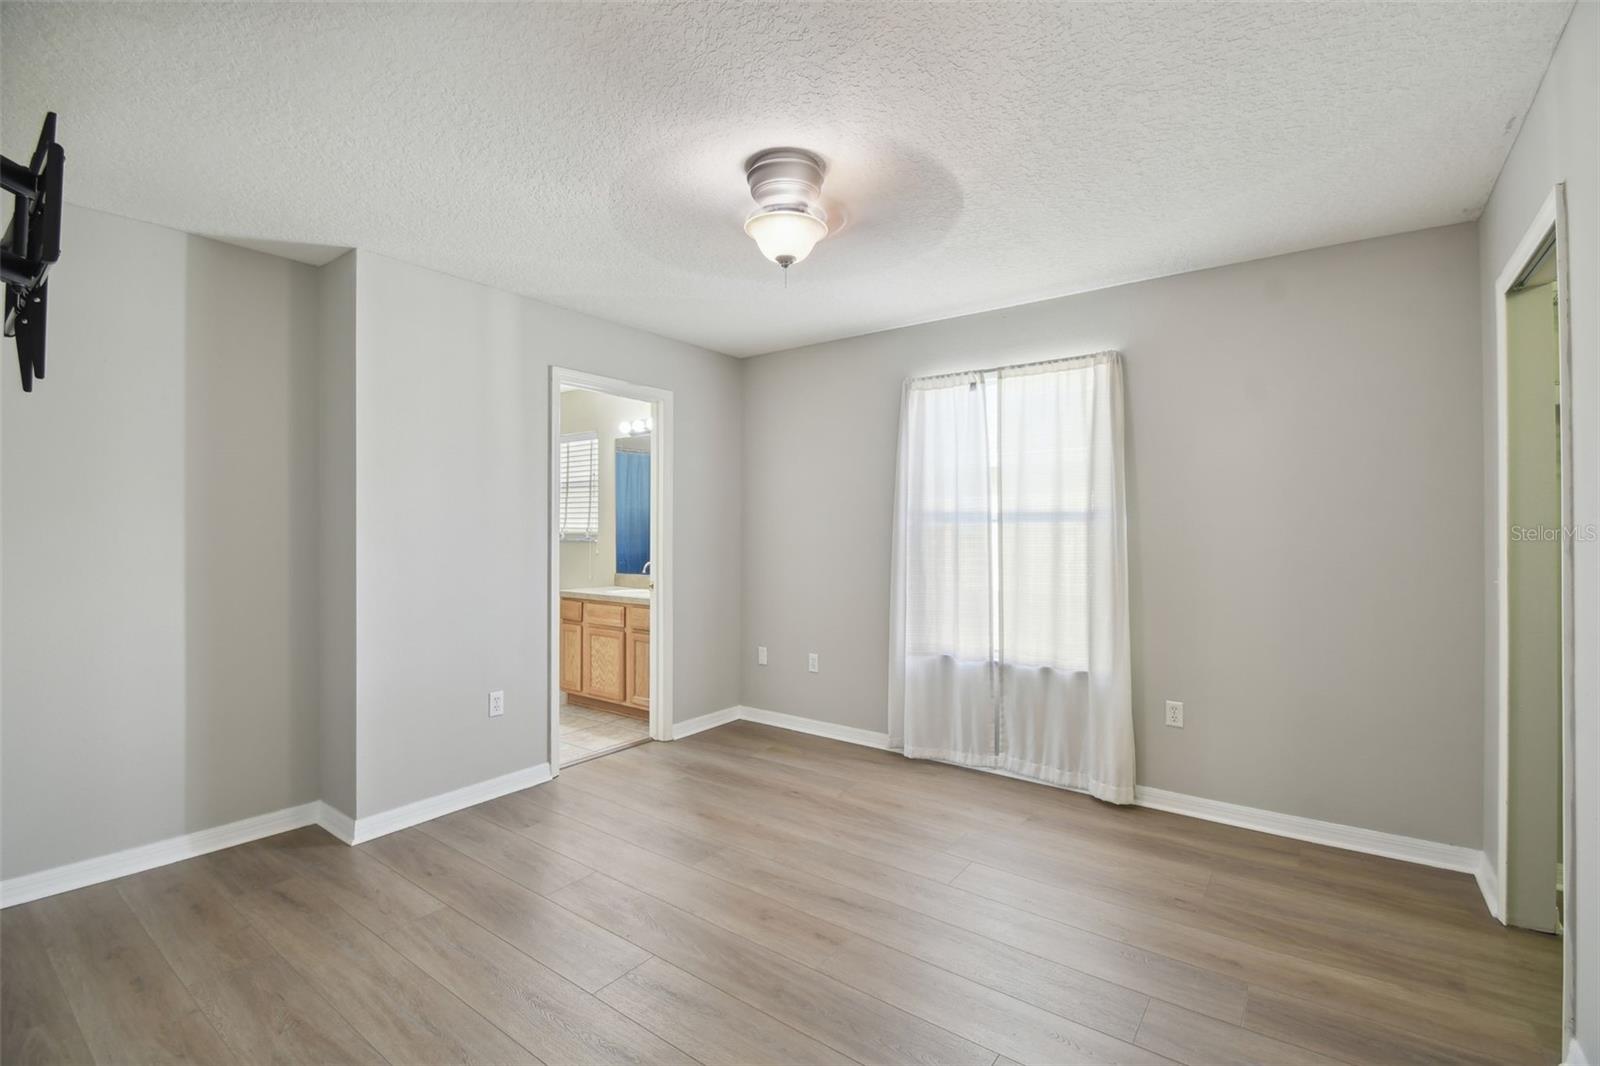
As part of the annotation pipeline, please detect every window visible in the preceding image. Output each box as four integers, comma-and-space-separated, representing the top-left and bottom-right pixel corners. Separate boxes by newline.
901, 357, 1121, 673
559, 431, 599, 541
889, 352, 1134, 799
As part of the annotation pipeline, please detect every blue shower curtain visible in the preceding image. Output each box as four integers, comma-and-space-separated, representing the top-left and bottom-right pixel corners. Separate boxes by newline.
615, 450, 651, 574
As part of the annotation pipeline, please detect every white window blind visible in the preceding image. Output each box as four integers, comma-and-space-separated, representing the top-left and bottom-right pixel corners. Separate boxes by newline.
559, 431, 599, 542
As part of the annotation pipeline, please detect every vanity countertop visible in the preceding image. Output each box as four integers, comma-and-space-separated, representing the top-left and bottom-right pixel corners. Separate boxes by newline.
561, 586, 651, 605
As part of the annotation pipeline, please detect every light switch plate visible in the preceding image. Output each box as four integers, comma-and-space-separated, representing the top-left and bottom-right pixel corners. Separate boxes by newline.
757, 645, 768, 665
808, 653, 819, 673
489, 690, 505, 718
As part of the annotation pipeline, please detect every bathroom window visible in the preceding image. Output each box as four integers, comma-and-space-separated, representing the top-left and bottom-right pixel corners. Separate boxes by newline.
559, 431, 599, 542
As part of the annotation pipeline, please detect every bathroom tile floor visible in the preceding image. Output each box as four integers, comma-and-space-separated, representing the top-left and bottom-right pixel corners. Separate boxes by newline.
559, 702, 650, 767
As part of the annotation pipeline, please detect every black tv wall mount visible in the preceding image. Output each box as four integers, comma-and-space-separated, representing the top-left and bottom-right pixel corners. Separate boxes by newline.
3, 111, 65, 392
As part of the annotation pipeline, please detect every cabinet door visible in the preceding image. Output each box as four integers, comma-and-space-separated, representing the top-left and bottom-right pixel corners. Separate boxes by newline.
626, 630, 650, 709
583, 625, 627, 703
559, 621, 583, 693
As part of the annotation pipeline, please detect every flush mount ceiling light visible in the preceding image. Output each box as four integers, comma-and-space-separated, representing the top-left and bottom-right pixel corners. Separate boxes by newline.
743, 147, 829, 273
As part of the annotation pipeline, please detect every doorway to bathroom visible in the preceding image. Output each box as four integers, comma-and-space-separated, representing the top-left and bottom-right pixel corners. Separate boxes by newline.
548, 368, 673, 770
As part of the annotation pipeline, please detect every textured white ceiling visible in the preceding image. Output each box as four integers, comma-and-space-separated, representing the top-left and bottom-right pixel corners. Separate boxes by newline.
0, 2, 1572, 356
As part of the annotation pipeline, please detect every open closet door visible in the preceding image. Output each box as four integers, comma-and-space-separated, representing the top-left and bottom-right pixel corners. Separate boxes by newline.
889, 352, 1135, 803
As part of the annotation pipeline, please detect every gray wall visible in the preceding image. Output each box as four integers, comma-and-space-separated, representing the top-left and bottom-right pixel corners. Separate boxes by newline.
317, 251, 358, 819
0, 216, 745, 872
352, 251, 743, 818
1477, 1, 1597, 1052
742, 223, 1485, 848
1, 206, 322, 879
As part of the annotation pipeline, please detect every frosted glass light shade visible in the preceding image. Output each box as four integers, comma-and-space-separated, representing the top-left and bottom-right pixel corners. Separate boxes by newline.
744, 207, 828, 267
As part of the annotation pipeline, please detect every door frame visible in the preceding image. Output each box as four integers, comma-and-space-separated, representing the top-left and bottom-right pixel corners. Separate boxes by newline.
547, 367, 675, 775
1490, 183, 1574, 1031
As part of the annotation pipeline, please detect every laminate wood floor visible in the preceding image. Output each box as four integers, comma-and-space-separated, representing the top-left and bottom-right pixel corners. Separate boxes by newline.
2, 720, 1562, 1065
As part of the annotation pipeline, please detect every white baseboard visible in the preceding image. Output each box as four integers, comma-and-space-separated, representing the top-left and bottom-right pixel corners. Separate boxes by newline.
2, 705, 1492, 910
347, 763, 552, 845
316, 801, 358, 845
672, 705, 744, 739
1, 801, 321, 908
1, 763, 556, 907
1133, 786, 1482, 874
1474, 850, 1504, 921
714, 706, 1485, 880
738, 705, 891, 749
1567, 1036, 1590, 1066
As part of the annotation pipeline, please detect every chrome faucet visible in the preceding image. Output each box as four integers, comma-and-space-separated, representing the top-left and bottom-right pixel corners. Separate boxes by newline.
642, 561, 652, 575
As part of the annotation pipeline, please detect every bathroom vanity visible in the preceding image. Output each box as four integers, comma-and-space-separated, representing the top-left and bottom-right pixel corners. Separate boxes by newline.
559, 587, 650, 716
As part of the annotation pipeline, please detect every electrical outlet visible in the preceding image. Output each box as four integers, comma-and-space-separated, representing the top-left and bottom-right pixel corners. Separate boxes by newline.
1164, 700, 1184, 728
488, 690, 505, 718
808, 652, 819, 673
757, 645, 768, 665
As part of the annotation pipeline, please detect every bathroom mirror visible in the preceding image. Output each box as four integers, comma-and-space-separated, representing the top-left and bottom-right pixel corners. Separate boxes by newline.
615, 435, 651, 575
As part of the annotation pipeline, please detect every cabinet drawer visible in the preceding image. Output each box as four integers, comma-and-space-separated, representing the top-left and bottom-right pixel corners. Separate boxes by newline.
626, 605, 650, 632
560, 598, 583, 622
584, 602, 626, 628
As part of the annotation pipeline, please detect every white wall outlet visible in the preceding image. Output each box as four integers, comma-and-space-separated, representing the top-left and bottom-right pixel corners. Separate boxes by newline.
757, 645, 768, 665
1164, 700, 1184, 728
488, 690, 505, 718
808, 652, 819, 673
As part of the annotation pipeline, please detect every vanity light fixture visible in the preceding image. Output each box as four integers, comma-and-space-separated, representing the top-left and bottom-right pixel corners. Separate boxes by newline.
617, 417, 654, 437
743, 147, 829, 274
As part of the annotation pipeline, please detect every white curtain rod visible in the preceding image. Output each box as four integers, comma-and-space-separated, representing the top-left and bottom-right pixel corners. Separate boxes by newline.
905, 349, 1120, 387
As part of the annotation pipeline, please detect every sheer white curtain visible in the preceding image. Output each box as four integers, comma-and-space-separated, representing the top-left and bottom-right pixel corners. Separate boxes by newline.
888, 352, 1134, 802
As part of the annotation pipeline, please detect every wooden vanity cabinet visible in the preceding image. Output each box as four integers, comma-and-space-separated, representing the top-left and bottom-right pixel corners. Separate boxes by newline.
559, 621, 583, 692
560, 595, 650, 715
625, 632, 650, 708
